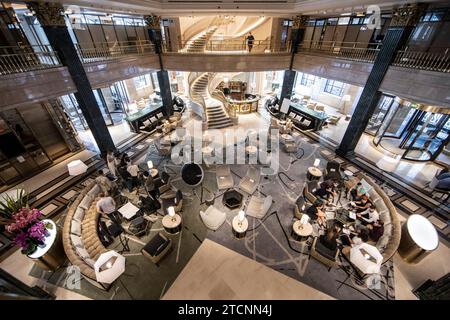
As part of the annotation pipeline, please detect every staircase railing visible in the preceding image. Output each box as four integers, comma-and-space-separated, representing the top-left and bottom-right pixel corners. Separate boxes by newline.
212, 89, 236, 118
188, 72, 207, 116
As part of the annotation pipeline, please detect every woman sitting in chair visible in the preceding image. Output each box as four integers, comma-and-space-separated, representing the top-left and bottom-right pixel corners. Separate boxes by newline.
306, 199, 327, 228
319, 228, 338, 254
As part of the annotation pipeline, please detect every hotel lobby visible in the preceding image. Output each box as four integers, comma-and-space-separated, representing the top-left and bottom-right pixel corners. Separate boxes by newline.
0, 0, 449, 303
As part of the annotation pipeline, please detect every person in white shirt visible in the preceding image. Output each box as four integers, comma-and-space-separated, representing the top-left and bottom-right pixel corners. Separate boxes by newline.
357, 204, 379, 226
126, 162, 140, 189
95, 169, 115, 194
106, 150, 117, 178
96, 193, 120, 223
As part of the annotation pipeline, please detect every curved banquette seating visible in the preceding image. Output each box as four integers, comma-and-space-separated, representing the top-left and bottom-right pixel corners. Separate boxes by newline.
354, 173, 401, 263
62, 182, 108, 282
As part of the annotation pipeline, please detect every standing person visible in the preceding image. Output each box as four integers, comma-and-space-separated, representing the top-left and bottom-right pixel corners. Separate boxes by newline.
106, 150, 117, 178
95, 169, 116, 194
246, 32, 255, 52
126, 160, 140, 189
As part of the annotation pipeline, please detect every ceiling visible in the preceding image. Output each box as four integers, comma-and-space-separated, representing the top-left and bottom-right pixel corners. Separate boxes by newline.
15, 0, 446, 17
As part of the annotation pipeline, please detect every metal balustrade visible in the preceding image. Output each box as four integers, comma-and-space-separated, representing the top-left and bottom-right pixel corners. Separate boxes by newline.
297, 40, 381, 63
75, 40, 156, 63
175, 39, 289, 54
393, 48, 449, 73
0, 45, 61, 76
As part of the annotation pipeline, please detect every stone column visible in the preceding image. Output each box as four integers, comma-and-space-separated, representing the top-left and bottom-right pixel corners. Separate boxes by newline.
27, 2, 115, 156
280, 70, 297, 104
336, 4, 427, 158
144, 14, 173, 116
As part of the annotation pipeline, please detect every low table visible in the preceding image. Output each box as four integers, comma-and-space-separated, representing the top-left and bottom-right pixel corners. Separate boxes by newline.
162, 214, 182, 234
118, 202, 140, 220
291, 221, 313, 242
232, 216, 249, 239
307, 166, 322, 181
223, 190, 244, 209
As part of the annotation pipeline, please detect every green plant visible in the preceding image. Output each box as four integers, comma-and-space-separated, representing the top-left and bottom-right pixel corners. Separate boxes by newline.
0, 189, 29, 225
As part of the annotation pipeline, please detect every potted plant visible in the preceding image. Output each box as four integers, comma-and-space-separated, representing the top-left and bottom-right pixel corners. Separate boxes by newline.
0, 190, 52, 255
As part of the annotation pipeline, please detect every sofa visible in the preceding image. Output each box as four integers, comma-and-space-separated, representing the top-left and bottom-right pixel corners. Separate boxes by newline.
62, 182, 108, 286
354, 173, 401, 263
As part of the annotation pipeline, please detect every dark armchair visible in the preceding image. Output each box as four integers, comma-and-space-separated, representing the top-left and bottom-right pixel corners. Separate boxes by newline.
160, 189, 183, 214
154, 171, 171, 195
309, 237, 340, 271
324, 160, 345, 181
141, 233, 172, 265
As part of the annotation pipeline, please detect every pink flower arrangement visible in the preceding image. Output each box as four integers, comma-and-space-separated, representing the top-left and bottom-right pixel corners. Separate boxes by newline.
6, 208, 42, 233
5, 207, 48, 255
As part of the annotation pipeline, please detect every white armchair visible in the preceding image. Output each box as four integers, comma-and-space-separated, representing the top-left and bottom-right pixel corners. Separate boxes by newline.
246, 193, 272, 219
239, 166, 261, 194
199, 206, 226, 231
216, 165, 234, 190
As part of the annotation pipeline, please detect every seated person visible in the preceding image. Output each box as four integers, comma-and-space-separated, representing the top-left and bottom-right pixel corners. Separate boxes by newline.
350, 182, 366, 201
96, 192, 121, 224
351, 195, 372, 213
367, 220, 384, 242
435, 177, 450, 191
95, 169, 116, 194
357, 204, 379, 226
319, 229, 338, 254
314, 180, 337, 203
341, 228, 369, 247
306, 199, 326, 228
141, 171, 155, 194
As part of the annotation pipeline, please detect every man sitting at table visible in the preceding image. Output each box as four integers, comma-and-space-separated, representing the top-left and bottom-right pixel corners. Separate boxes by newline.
318, 228, 338, 254
96, 192, 121, 224
357, 203, 379, 226
367, 220, 384, 242
341, 228, 369, 247
307, 199, 327, 228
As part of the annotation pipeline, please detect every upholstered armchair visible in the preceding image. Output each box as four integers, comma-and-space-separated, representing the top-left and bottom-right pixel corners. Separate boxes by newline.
141, 233, 172, 265
161, 189, 183, 214
309, 237, 340, 271
239, 166, 261, 194
246, 193, 272, 219
154, 171, 172, 195
199, 206, 226, 231
303, 180, 319, 204
216, 165, 234, 190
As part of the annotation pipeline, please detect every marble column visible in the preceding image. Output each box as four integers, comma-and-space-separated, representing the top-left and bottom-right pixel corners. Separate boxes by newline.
145, 15, 173, 116
27, 2, 115, 156
280, 70, 296, 104
336, 4, 427, 158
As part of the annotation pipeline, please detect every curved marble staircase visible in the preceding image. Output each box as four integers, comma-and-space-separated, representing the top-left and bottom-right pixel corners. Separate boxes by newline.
184, 26, 219, 53
190, 72, 233, 129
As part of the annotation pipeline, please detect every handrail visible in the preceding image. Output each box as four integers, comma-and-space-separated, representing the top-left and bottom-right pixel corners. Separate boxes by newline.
297, 40, 381, 63
75, 40, 155, 63
212, 89, 236, 118
0, 47, 61, 76
393, 47, 449, 73
188, 72, 207, 117
174, 38, 287, 53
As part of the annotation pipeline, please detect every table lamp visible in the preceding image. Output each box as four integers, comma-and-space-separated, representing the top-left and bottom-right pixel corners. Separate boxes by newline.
168, 206, 176, 222
147, 160, 153, 169
313, 158, 320, 167
67, 160, 88, 176
299, 214, 310, 230
238, 210, 245, 227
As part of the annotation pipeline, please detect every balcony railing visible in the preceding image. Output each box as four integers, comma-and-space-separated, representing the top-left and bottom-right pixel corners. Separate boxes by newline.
297, 40, 381, 63
393, 48, 449, 73
76, 40, 156, 63
175, 39, 290, 54
0, 45, 61, 76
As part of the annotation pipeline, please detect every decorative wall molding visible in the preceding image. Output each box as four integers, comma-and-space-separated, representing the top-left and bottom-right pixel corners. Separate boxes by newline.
390, 3, 427, 28
292, 15, 308, 29
144, 15, 161, 29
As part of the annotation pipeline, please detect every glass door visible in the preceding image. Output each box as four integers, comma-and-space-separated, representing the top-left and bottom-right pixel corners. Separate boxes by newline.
366, 95, 394, 135
403, 113, 450, 161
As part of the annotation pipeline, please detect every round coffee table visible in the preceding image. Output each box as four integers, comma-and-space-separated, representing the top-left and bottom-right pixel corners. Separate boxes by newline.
232, 216, 249, 239
181, 163, 204, 187
307, 166, 322, 181
291, 221, 313, 242
398, 214, 439, 264
162, 214, 182, 234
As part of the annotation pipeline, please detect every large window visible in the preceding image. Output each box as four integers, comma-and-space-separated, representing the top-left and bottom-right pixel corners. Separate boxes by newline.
300, 73, 316, 87
324, 80, 345, 96
133, 74, 151, 89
